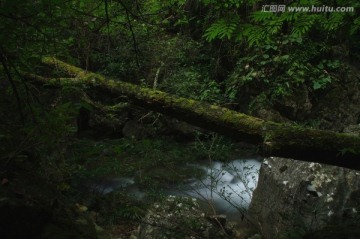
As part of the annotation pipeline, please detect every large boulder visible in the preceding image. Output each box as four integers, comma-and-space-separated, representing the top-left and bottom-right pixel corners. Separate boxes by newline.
248, 157, 360, 239
132, 196, 236, 239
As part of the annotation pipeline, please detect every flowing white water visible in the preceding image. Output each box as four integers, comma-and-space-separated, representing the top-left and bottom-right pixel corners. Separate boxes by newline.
89, 158, 262, 220
183, 159, 261, 220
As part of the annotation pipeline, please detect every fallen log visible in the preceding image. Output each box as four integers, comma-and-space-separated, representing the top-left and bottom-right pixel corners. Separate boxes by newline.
26, 57, 360, 170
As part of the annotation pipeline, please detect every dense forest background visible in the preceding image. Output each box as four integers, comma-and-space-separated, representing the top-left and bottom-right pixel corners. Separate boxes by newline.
1, 0, 360, 238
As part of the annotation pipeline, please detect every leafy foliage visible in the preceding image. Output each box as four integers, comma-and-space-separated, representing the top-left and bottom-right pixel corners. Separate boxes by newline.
1, 0, 360, 237
196, 0, 359, 107
204, 19, 238, 41
224, 36, 344, 110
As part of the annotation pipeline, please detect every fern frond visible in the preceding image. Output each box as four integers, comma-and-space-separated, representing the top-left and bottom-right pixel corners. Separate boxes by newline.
350, 17, 360, 35
242, 25, 270, 47
203, 19, 237, 41
279, 12, 300, 22
322, 13, 344, 31
250, 11, 276, 23
291, 14, 316, 37
266, 18, 283, 34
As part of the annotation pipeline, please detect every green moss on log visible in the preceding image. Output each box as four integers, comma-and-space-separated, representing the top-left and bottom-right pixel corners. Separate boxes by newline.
34, 56, 360, 170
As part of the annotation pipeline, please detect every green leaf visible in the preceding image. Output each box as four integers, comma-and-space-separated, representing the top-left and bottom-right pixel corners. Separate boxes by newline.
203, 19, 237, 41
250, 11, 276, 23
323, 13, 344, 31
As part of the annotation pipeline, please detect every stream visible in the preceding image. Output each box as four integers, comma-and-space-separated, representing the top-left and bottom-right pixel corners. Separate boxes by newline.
89, 158, 262, 222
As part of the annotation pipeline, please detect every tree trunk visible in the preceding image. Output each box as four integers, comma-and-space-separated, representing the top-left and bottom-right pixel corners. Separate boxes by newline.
26, 57, 360, 170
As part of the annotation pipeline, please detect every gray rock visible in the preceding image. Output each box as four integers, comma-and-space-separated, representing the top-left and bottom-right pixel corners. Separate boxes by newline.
249, 157, 360, 239
132, 196, 235, 239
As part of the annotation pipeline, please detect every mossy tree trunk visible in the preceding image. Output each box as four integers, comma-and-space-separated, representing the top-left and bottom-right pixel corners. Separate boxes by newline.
25, 57, 360, 170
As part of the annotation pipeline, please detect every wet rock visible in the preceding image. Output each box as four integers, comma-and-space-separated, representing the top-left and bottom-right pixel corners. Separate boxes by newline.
132, 196, 235, 239
249, 157, 360, 239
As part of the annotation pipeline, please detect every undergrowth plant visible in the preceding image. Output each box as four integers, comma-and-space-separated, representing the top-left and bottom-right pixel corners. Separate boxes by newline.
199, 0, 359, 109
225, 38, 343, 105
